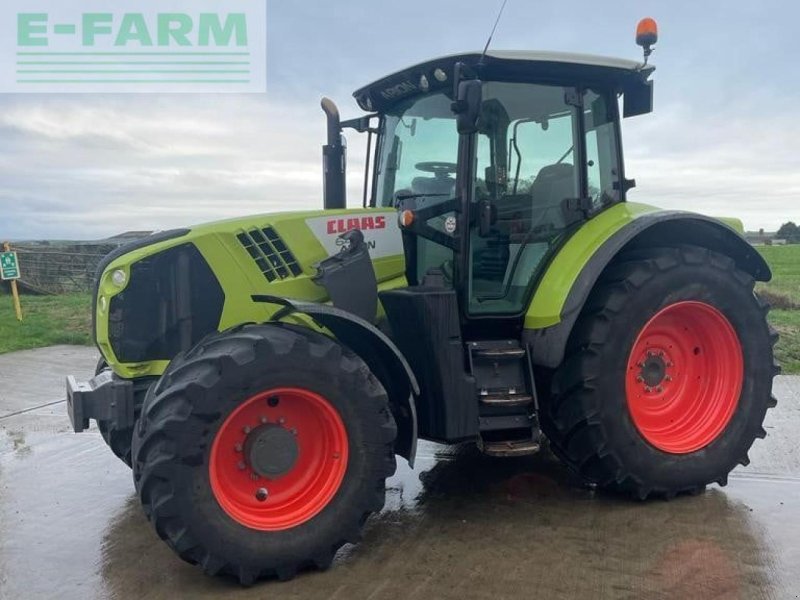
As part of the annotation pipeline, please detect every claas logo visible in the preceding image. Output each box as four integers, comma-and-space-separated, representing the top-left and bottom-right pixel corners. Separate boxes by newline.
326, 216, 386, 235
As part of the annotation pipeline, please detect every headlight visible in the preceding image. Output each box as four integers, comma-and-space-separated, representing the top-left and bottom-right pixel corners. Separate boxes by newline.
111, 269, 127, 287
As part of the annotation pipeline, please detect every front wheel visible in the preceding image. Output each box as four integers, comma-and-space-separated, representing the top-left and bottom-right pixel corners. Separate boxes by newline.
94, 358, 153, 467
132, 323, 397, 584
542, 246, 778, 499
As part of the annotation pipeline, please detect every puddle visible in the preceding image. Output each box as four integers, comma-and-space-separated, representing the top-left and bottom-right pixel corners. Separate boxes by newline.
1, 435, 798, 599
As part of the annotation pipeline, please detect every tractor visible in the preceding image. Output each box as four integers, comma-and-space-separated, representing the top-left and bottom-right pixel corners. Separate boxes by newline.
66, 19, 778, 584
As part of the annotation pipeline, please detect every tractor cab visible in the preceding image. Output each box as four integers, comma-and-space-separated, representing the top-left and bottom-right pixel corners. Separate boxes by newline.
314, 49, 658, 450
324, 51, 655, 327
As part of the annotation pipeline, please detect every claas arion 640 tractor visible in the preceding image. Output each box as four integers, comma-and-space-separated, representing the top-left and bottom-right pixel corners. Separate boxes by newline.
67, 19, 777, 584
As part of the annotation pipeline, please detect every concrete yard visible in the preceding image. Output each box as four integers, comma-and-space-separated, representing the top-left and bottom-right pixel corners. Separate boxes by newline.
1, 345, 799, 599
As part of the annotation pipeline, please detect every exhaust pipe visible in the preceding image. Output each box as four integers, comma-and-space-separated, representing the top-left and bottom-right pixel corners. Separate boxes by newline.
321, 97, 346, 210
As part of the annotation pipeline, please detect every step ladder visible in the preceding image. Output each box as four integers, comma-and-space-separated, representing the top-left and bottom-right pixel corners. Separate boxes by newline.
467, 340, 541, 457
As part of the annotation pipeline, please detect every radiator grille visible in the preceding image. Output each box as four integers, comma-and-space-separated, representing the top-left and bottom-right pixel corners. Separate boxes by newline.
236, 227, 303, 282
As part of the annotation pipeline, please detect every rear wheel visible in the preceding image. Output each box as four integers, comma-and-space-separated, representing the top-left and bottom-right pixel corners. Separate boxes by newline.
132, 323, 397, 584
542, 246, 779, 499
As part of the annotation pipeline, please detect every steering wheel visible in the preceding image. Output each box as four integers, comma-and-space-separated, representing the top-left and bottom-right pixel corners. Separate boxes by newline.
415, 161, 457, 177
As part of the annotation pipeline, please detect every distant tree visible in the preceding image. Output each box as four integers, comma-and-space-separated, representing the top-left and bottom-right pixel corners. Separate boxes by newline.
777, 221, 800, 243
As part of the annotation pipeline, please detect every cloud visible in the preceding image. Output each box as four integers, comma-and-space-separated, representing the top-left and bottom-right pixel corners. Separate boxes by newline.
2, 0, 799, 239
623, 102, 800, 229
0, 94, 364, 239
2, 90, 797, 241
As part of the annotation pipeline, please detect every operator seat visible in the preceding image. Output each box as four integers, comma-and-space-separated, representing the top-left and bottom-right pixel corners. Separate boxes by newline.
529, 163, 575, 231
411, 175, 455, 197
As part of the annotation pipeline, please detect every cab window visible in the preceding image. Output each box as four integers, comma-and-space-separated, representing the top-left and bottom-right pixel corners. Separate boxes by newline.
583, 89, 621, 210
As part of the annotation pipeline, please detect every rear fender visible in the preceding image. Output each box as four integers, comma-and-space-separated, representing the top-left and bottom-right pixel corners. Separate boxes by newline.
525, 209, 770, 368
255, 295, 419, 466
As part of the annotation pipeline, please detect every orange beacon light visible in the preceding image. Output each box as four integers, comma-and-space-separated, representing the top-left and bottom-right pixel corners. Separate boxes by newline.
636, 17, 658, 64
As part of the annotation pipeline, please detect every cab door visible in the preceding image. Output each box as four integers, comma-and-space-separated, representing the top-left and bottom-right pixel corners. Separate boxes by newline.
467, 82, 581, 316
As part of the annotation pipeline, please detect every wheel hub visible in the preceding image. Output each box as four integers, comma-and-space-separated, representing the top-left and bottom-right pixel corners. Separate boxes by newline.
244, 424, 298, 479
638, 351, 670, 390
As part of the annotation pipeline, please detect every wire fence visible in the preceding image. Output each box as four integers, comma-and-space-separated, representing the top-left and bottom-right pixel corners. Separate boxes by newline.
3, 239, 145, 295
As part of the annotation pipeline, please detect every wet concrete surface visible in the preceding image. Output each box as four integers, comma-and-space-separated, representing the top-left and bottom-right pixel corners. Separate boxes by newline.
1, 346, 799, 599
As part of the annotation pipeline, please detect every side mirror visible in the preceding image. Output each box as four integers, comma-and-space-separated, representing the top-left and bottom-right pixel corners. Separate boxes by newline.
452, 79, 482, 134
623, 80, 654, 117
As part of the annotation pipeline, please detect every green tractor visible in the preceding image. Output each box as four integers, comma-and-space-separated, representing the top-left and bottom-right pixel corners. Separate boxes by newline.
67, 20, 778, 584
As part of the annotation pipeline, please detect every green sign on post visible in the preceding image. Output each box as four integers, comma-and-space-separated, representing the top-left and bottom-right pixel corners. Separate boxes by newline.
1, 251, 20, 280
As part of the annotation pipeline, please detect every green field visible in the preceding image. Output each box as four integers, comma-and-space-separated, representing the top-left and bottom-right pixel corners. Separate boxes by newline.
756, 245, 800, 374
0, 292, 92, 354
755, 245, 800, 306
1, 245, 799, 372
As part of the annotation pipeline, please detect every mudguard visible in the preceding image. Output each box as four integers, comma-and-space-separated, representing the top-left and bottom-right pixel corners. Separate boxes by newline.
524, 206, 771, 368
254, 295, 420, 466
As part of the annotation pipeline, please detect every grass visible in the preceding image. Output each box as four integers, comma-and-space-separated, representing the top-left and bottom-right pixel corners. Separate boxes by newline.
756, 245, 800, 374
0, 292, 92, 354
755, 246, 800, 307
0, 245, 798, 373
767, 309, 800, 375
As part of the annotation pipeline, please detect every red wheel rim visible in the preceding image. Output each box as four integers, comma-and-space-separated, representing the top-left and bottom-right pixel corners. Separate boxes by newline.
209, 387, 348, 530
625, 301, 743, 454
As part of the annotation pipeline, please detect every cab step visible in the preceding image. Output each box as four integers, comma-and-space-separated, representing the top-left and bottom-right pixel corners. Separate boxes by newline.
468, 339, 542, 457
479, 393, 534, 407
472, 347, 527, 360
481, 439, 541, 457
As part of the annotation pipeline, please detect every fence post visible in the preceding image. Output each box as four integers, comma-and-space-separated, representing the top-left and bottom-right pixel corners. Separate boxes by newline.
2, 241, 23, 321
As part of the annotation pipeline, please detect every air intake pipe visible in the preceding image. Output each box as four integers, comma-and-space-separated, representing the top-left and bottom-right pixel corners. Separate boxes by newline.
321, 97, 347, 210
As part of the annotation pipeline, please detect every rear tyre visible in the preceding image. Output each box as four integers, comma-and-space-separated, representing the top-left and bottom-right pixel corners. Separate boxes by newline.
542, 246, 778, 499
131, 323, 397, 584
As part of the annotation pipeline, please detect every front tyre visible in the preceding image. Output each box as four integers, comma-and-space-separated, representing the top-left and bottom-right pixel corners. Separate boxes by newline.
94, 358, 152, 468
132, 323, 397, 584
543, 246, 779, 499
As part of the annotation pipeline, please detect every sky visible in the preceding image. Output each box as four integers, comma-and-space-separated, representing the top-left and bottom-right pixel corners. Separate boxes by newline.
2, 0, 799, 240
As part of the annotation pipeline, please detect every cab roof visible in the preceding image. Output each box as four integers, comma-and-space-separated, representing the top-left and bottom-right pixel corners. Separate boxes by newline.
353, 50, 655, 112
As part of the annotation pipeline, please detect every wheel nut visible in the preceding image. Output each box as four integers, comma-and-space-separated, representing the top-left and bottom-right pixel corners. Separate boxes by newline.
260, 416, 268, 424
290, 428, 297, 435
250, 473, 259, 481
636, 376, 643, 383
243, 426, 251, 434
645, 386, 652, 393
237, 461, 246, 470
255, 488, 268, 502
278, 417, 286, 425
234, 442, 243, 452
665, 375, 672, 382
656, 386, 663, 392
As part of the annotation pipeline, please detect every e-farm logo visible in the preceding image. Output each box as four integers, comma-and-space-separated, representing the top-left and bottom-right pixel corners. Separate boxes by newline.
0, 0, 266, 93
